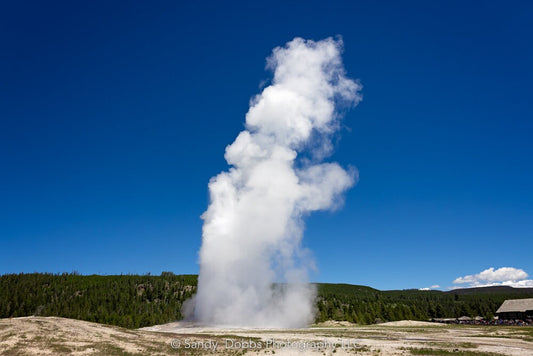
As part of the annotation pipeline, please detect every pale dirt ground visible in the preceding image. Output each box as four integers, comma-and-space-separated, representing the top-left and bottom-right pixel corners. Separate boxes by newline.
1, 317, 533, 355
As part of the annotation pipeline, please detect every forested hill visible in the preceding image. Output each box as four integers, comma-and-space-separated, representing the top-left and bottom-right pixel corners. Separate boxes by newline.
2, 273, 533, 329
315, 283, 533, 324
0, 273, 196, 328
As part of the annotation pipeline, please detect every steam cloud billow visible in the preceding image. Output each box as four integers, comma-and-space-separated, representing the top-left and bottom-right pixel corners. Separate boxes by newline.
190, 37, 361, 327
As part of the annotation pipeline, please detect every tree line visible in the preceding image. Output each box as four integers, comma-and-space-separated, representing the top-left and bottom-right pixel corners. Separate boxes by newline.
0, 272, 196, 328
2, 273, 532, 328
315, 283, 533, 324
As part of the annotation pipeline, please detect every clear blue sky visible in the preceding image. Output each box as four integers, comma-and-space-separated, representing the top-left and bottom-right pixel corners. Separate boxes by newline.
1, 0, 532, 290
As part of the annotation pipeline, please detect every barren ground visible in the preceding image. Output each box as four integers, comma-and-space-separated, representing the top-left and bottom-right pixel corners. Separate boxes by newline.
1, 317, 532, 355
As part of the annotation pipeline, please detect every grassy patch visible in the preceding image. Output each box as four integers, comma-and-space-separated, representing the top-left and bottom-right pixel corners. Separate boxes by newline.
210, 334, 262, 342
109, 333, 136, 343
404, 347, 504, 355
420, 342, 477, 349
457, 342, 477, 349
378, 327, 443, 334
94, 343, 140, 356
514, 327, 533, 341
0, 345, 26, 356
143, 344, 181, 355
0, 331, 17, 339
351, 344, 371, 353
48, 343, 73, 353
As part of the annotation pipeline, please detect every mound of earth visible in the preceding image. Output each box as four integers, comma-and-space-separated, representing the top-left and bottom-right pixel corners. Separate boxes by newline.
0, 316, 176, 355
313, 320, 357, 327
379, 320, 444, 327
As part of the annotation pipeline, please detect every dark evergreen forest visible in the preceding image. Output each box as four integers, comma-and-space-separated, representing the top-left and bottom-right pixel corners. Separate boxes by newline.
2, 273, 532, 328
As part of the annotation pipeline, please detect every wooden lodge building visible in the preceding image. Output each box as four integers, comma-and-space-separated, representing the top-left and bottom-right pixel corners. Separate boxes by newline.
496, 298, 533, 320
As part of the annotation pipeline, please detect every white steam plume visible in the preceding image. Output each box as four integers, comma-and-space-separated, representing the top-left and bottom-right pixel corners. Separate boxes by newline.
189, 37, 361, 328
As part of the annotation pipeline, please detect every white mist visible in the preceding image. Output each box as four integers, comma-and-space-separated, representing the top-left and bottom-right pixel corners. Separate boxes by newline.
189, 37, 361, 328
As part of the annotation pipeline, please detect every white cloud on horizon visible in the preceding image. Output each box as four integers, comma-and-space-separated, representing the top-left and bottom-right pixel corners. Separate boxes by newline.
419, 284, 440, 291
452, 267, 533, 288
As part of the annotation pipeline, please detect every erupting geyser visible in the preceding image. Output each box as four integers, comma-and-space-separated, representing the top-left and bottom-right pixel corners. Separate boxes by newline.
187, 37, 361, 327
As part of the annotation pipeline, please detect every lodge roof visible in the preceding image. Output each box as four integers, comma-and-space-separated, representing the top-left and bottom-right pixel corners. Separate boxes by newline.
496, 298, 533, 313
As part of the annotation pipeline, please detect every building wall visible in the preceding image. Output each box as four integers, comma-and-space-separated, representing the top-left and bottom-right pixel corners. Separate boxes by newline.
497, 312, 526, 320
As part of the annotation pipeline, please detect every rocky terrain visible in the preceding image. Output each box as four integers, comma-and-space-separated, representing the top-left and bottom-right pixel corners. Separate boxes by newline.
2, 316, 533, 355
